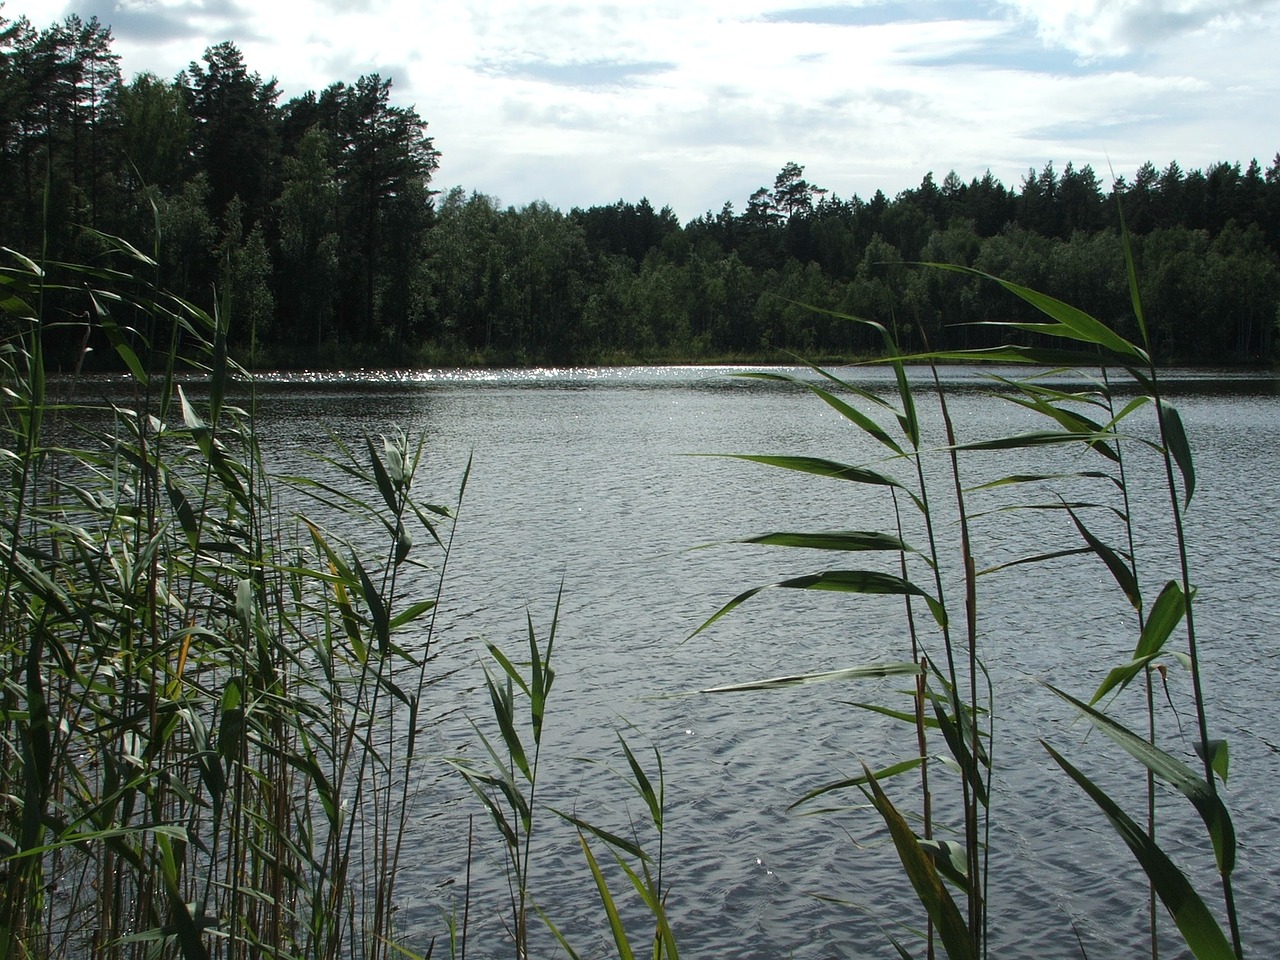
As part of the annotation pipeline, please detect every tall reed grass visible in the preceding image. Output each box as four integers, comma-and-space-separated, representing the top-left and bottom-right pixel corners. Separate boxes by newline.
0, 237, 467, 960
1, 235, 678, 960
694, 247, 1246, 959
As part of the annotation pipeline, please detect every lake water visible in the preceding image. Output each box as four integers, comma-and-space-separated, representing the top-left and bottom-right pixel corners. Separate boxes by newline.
237, 364, 1279, 958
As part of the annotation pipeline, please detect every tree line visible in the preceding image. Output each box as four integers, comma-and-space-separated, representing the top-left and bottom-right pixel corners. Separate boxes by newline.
3, 11, 1278, 366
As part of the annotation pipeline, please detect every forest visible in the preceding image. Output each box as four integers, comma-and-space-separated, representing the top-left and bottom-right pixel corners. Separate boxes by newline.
2, 11, 1279, 367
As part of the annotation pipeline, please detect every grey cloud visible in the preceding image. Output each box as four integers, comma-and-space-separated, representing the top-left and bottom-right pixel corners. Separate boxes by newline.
764, 0, 980, 27
998, 0, 1280, 57
484, 58, 674, 89
66, 0, 260, 44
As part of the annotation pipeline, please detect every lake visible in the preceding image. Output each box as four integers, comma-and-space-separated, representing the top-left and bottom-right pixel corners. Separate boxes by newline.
235, 364, 1279, 958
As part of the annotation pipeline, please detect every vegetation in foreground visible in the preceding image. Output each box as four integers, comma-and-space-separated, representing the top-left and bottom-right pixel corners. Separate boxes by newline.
2, 226, 1257, 960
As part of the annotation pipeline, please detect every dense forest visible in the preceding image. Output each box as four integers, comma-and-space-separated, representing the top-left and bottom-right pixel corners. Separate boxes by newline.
2, 11, 1278, 367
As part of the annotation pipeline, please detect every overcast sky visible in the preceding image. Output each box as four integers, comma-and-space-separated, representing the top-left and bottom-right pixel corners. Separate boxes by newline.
6, 0, 1279, 220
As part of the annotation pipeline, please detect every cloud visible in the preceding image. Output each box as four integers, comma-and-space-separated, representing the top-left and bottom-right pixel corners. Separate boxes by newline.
994, 0, 1280, 58
483, 58, 675, 89
67, 0, 259, 44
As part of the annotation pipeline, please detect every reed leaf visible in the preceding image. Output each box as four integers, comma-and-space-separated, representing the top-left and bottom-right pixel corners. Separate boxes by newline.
958, 429, 1119, 453
1195, 740, 1230, 784
1061, 503, 1141, 611
1159, 400, 1196, 506
703, 661, 922, 693
555, 812, 649, 862
1092, 580, 1187, 703
790, 756, 927, 808
734, 371, 906, 455
862, 764, 977, 960
691, 570, 931, 639
618, 735, 662, 830
924, 263, 1146, 361
714, 453, 905, 489
738, 530, 909, 552
1043, 742, 1236, 960
578, 833, 636, 960
1045, 685, 1235, 876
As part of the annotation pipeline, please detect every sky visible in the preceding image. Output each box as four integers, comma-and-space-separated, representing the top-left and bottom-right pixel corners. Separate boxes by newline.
5, 0, 1280, 220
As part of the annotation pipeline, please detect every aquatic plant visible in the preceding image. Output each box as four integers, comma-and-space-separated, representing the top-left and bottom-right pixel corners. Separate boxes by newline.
0, 238, 462, 960
694, 249, 1244, 958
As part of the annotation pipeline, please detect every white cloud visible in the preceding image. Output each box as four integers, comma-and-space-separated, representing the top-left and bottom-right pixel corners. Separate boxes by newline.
994, 0, 1280, 58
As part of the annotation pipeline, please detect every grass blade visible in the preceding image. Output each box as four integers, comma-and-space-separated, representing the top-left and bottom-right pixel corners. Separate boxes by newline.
1043, 742, 1235, 960
1046, 685, 1235, 876
703, 661, 922, 693
862, 764, 976, 960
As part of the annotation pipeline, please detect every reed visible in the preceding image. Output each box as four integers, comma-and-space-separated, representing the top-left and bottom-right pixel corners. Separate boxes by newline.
0, 239, 464, 960
693, 249, 1245, 958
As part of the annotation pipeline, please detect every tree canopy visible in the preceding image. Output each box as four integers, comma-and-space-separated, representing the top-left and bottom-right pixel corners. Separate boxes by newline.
1, 14, 1277, 366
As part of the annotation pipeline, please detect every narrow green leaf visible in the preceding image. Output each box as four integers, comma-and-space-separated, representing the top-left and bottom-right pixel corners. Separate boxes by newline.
487, 642, 532, 697
1046, 685, 1235, 876
366, 434, 401, 516
1195, 740, 1230, 784
618, 735, 662, 829
704, 661, 922, 693
959, 429, 1116, 453
1159, 400, 1196, 507
1063, 504, 1141, 611
355, 556, 390, 657
579, 834, 636, 960
717, 453, 903, 488
555, 812, 649, 862
1043, 742, 1236, 960
862, 765, 977, 960
164, 474, 200, 551
1136, 581, 1188, 661
690, 570, 930, 639
739, 530, 908, 552
791, 756, 926, 808
735, 371, 905, 455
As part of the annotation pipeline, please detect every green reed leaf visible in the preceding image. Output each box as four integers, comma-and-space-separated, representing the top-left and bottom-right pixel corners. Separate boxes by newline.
579, 833, 637, 960
1062, 503, 1141, 611
618, 734, 662, 830
791, 756, 926, 808
863, 764, 977, 960
1159, 400, 1196, 507
1043, 742, 1236, 960
366, 434, 401, 517
691, 569, 930, 639
843, 700, 942, 730
155, 830, 211, 960
355, 556, 390, 657
555, 812, 649, 862
1195, 740, 1230, 784
388, 599, 436, 630
734, 371, 905, 455
739, 530, 908, 552
487, 641, 532, 697
1046, 685, 1235, 876
716, 453, 904, 488
1001, 395, 1119, 461
704, 661, 922, 694
1137, 580, 1188, 660
931, 697, 989, 807
959, 429, 1116, 453
484, 672, 531, 783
